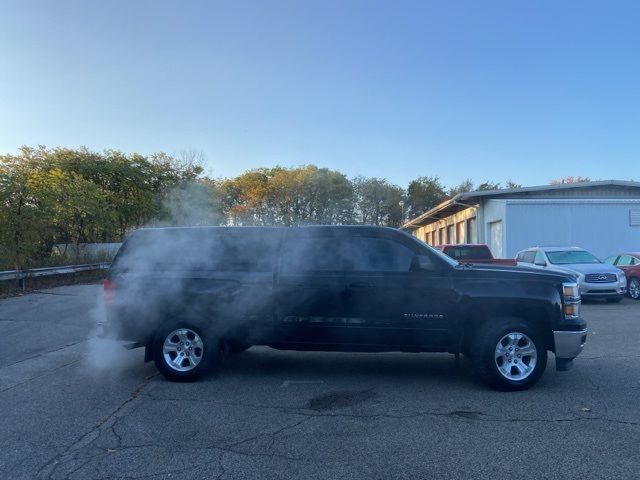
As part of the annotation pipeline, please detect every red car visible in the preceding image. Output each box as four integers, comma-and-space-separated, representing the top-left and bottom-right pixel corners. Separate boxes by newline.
605, 253, 640, 300
436, 244, 517, 266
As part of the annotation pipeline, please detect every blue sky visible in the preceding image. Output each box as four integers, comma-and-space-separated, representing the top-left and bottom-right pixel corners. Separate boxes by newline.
1, 0, 639, 188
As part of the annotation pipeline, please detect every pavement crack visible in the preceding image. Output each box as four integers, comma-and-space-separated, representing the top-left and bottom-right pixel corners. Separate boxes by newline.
0, 359, 81, 393
228, 415, 312, 450
133, 394, 640, 430
35, 373, 158, 480
216, 456, 227, 480
1, 340, 85, 369
204, 415, 312, 464
502, 416, 640, 427
139, 393, 304, 413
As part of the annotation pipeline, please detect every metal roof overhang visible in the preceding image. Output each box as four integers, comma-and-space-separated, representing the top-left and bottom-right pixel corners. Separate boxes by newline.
401, 195, 480, 231
401, 179, 640, 231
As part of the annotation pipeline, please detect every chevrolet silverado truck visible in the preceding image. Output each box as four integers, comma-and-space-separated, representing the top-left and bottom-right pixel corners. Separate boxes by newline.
436, 244, 518, 266
102, 226, 587, 391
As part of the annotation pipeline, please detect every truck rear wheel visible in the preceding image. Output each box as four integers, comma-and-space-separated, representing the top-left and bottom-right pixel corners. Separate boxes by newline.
152, 323, 217, 382
470, 318, 547, 391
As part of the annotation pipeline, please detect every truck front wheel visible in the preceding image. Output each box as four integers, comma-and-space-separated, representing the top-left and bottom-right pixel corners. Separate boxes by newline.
470, 318, 547, 391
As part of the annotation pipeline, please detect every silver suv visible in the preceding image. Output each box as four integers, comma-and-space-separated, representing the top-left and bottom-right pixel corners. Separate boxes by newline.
516, 246, 627, 302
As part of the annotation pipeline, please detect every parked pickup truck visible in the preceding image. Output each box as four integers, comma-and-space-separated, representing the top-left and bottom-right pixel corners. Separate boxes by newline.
436, 244, 518, 266
102, 226, 587, 391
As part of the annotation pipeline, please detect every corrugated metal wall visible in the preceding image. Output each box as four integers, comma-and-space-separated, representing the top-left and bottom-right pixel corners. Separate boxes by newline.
505, 200, 640, 259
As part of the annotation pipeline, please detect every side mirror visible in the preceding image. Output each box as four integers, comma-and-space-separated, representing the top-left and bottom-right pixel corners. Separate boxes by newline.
411, 255, 436, 271
534, 260, 547, 267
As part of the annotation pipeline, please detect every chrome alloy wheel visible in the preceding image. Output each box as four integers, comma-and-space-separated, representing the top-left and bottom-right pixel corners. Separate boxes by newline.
494, 332, 538, 381
629, 278, 640, 300
162, 328, 204, 372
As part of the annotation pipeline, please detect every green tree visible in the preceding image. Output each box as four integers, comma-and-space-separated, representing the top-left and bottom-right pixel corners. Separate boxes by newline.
447, 179, 475, 197
219, 165, 355, 226
353, 177, 405, 227
476, 181, 501, 191
40, 168, 113, 258
219, 169, 272, 225
267, 166, 354, 226
406, 176, 447, 217
304, 167, 354, 224
0, 149, 52, 269
0, 146, 208, 269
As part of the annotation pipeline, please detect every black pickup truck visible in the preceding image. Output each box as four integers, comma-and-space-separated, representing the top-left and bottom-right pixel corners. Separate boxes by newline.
102, 226, 587, 390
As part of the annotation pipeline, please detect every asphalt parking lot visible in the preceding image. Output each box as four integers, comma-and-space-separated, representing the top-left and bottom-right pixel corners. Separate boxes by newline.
1, 284, 639, 480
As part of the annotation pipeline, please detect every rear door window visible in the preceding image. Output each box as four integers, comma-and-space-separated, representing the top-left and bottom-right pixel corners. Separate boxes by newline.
280, 236, 347, 272
349, 236, 415, 272
212, 235, 278, 272
114, 229, 279, 273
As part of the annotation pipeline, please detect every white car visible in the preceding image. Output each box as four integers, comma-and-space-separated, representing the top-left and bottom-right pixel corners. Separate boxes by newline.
516, 246, 627, 302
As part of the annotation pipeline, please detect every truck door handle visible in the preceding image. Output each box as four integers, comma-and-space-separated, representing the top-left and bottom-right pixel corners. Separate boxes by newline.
349, 281, 372, 288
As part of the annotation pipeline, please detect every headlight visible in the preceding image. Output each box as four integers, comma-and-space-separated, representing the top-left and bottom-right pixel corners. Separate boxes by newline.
562, 282, 581, 319
618, 272, 627, 284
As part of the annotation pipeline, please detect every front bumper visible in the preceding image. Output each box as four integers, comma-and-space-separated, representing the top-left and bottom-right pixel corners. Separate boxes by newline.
579, 280, 626, 297
553, 328, 588, 371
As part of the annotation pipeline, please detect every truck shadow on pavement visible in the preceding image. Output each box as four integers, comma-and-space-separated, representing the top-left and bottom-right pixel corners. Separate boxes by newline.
214, 347, 480, 388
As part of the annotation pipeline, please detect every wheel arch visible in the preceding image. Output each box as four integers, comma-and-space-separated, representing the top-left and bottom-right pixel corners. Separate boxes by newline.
459, 304, 554, 355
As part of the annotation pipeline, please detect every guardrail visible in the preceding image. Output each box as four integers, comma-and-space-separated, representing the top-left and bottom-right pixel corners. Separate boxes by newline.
0, 263, 111, 287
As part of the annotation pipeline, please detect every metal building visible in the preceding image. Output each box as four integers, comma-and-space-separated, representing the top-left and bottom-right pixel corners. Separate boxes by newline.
402, 180, 640, 259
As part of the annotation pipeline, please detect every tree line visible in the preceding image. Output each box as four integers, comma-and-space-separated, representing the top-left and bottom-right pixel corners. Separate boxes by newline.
1, 146, 520, 269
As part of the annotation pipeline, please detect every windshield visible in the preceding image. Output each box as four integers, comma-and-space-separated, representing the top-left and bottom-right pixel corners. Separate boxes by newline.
546, 250, 601, 265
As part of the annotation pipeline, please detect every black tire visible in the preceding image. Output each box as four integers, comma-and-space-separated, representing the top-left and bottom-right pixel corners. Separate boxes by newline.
152, 322, 217, 382
606, 297, 623, 303
629, 278, 640, 300
470, 317, 548, 391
